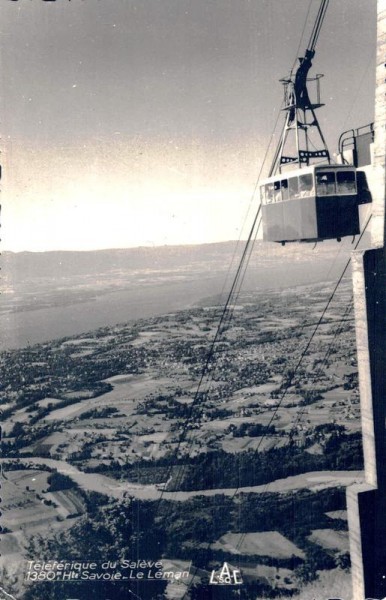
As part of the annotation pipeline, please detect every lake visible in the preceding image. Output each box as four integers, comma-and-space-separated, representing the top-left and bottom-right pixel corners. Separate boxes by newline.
0, 246, 352, 351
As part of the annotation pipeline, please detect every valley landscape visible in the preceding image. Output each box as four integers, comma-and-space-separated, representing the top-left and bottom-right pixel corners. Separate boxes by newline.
0, 241, 365, 600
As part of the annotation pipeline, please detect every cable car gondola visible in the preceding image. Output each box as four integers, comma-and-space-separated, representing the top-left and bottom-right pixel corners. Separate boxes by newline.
260, 0, 369, 244
261, 164, 359, 243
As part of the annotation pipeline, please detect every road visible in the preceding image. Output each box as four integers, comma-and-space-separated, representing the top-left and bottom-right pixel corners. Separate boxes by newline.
2, 458, 364, 501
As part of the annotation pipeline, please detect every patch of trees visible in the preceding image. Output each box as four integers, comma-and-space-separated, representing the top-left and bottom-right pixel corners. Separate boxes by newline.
78, 406, 119, 420
299, 390, 324, 406
16, 387, 50, 408
56, 380, 114, 400
343, 372, 358, 390
86, 430, 363, 491
0, 461, 53, 473
304, 423, 346, 448
324, 431, 363, 470
28, 406, 52, 425
230, 423, 277, 437
66, 439, 103, 462
137, 394, 192, 418
237, 488, 346, 538
238, 489, 347, 584
156, 487, 348, 583
208, 407, 233, 420
47, 471, 78, 492
2, 381, 114, 425
23, 498, 167, 600
237, 363, 270, 385
7, 421, 27, 439
0, 406, 15, 420
172, 432, 362, 491
135, 393, 233, 422
86, 460, 176, 485
157, 488, 343, 547
294, 541, 336, 584
2, 422, 59, 457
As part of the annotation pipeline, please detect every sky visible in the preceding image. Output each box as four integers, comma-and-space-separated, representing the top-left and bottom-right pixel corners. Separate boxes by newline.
1, 0, 376, 251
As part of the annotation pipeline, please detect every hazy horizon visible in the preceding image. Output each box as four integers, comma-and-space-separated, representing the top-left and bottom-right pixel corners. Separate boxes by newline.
1, 238, 246, 254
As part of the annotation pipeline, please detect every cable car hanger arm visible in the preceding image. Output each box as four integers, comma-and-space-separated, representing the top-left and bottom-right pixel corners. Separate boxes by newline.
293, 0, 329, 111
268, 0, 330, 176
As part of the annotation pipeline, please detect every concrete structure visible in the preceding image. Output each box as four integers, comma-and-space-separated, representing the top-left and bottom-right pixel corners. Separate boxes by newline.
347, 2, 386, 598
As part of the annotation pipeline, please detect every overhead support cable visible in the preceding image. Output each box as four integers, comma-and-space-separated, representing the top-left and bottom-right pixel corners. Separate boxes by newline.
180, 216, 372, 600
154, 0, 337, 512
307, 0, 329, 53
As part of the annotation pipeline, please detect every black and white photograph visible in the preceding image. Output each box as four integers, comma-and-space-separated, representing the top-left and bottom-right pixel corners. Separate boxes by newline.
0, 1, 384, 599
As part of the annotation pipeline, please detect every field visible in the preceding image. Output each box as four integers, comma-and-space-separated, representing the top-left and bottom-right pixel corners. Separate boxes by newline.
309, 529, 349, 553
212, 532, 305, 559
0, 275, 363, 599
1, 469, 84, 583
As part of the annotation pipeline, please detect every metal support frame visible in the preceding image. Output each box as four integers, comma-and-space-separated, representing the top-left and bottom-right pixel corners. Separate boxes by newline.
269, 77, 331, 176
